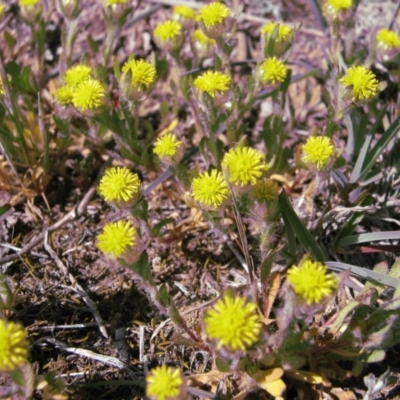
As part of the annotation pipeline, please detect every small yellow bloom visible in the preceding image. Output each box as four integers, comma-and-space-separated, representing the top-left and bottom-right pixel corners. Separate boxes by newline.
0, 320, 29, 372
326, 0, 352, 12
55, 85, 74, 105
97, 220, 137, 257
192, 169, 229, 208
204, 293, 262, 352
339, 65, 379, 101
193, 29, 215, 46
259, 57, 288, 84
261, 22, 292, 42
0, 4, 5, 15
193, 70, 231, 98
106, 0, 127, 5
98, 167, 140, 202
287, 259, 338, 304
222, 146, 268, 186
72, 79, 105, 111
252, 179, 279, 203
64, 65, 92, 86
198, 2, 230, 28
302, 136, 335, 170
377, 28, 400, 49
154, 133, 183, 158
173, 5, 196, 20
121, 58, 157, 92
147, 365, 185, 400
19, 0, 39, 5
153, 20, 182, 44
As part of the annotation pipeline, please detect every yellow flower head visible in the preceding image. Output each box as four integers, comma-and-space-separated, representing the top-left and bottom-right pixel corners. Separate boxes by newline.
302, 136, 335, 170
222, 146, 268, 186
72, 79, 105, 111
147, 365, 184, 400
261, 22, 292, 42
173, 5, 196, 20
0, 320, 29, 372
193, 29, 215, 46
19, 0, 39, 5
252, 179, 279, 203
326, 0, 352, 12
339, 65, 379, 102
259, 57, 288, 84
154, 133, 183, 158
121, 58, 157, 92
192, 169, 229, 208
198, 2, 230, 28
64, 65, 92, 86
55, 85, 74, 105
153, 20, 182, 44
377, 28, 400, 49
106, 0, 127, 5
193, 70, 231, 98
98, 167, 141, 202
287, 259, 338, 304
97, 220, 137, 257
0, 4, 5, 15
204, 293, 262, 352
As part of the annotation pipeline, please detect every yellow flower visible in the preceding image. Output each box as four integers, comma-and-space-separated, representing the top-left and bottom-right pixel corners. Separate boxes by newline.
72, 79, 105, 111
64, 65, 92, 86
198, 2, 230, 28
302, 136, 335, 170
0, 76, 4, 96
222, 146, 268, 186
377, 28, 400, 49
259, 57, 288, 84
193, 29, 215, 46
55, 85, 74, 105
287, 259, 338, 304
193, 70, 231, 98
121, 58, 157, 92
339, 65, 379, 101
154, 133, 183, 158
0, 320, 29, 372
261, 22, 292, 42
326, 0, 352, 12
97, 220, 137, 257
173, 5, 196, 20
204, 293, 262, 352
0, 4, 5, 15
106, 0, 127, 4
19, 0, 39, 5
153, 20, 182, 44
98, 167, 140, 202
252, 179, 279, 203
192, 169, 229, 208
147, 365, 185, 400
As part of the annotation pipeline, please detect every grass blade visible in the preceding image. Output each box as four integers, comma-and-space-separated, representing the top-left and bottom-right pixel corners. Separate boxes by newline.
337, 231, 400, 247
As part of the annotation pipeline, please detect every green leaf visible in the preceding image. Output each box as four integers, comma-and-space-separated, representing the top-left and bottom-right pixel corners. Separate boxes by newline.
158, 284, 171, 308
126, 251, 153, 283
279, 191, 325, 261
4, 31, 16, 49
131, 197, 148, 221
337, 231, 400, 247
151, 218, 175, 238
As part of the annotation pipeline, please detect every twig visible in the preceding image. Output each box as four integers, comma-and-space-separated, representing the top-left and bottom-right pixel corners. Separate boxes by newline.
44, 231, 109, 339
28, 322, 100, 332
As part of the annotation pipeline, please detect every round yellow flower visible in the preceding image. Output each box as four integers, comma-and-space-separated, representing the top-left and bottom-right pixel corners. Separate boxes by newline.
302, 136, 335, 170
121, 58, 157, 92
147, 365, 184, 400
72, 79, 105, 111
204, 293, 262, 352
193, 29, 215, 46
339, 65, 379, 101
287, 259, 338, 304
55, 85, 74, 105
173, 5, 196, 20
98, 167, 141, 202
154, 133, 183, 158
198, 2, 230, 28
377, 28, 400, 49
64, 65, 92, 86
326, 0, 352, 12
222, 146, 268, 186
259, 57, 288, 84
153, 20, 182, 43
261, 22, 292, 42
97, 220, 137, 257
0, 320, 29, 372
19, 0, 39, 6
106, 0, 127, 5
193, 70, 231, 98
192, 169, 229, 208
